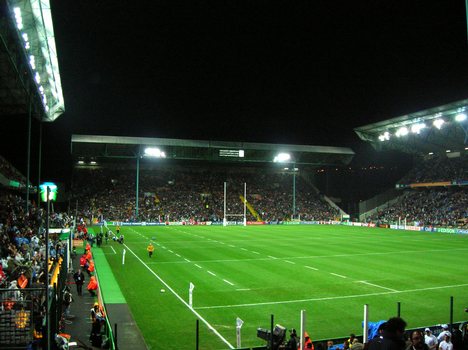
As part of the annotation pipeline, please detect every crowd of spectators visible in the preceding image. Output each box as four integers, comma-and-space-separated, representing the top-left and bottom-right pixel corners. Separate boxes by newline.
71, 165, 341, 223
0, 189, 72, 345
367, 188, 468, 228
398, 155, 468, 184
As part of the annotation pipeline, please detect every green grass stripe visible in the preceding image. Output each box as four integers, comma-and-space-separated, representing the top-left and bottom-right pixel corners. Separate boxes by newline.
93, 248, 126, 303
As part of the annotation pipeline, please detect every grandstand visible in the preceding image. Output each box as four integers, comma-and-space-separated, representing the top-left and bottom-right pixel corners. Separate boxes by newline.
355, 99, 468, 226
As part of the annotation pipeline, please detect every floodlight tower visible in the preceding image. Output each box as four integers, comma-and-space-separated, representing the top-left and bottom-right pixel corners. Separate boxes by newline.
274, 153, 297, 219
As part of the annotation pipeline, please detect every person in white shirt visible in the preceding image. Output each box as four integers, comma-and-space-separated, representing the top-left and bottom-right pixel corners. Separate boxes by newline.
437, 325, 451, 343
424, 328, 438, 350
438, 334, 453, 350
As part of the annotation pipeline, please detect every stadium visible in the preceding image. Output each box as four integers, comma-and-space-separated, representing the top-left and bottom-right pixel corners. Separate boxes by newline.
1, 1, 468, 350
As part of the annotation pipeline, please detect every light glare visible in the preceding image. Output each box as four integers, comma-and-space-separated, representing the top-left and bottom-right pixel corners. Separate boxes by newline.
433, 119, 444, 129
144, 147, 166, 158
455, 113, 467, 122
273, 153, 291, 163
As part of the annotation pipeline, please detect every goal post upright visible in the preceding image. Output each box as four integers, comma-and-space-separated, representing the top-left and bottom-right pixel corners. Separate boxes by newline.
243, 182, 247, 226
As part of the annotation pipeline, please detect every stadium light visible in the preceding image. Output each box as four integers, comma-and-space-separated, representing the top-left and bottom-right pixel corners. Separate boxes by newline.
144, 147, 166, 158
395, 127, 409, 137
433, 119, 444, 129
455, 113, 467, 122
273, 153, 291, 163
77, 160, 84, 165
90, 161, 97, 165
446, 150, 451, 153
428, 152, 434, 155
378, 131, 390, 142
411, 123, 426, 134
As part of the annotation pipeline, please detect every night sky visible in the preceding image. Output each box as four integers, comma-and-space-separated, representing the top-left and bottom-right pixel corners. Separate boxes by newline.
2, 0, 468, 182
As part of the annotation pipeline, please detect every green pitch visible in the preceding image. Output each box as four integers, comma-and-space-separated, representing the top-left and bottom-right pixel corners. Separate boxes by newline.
99, 225, 468, 350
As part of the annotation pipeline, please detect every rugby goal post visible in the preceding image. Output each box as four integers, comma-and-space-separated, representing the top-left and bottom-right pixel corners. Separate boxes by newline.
223, 182, 247, 227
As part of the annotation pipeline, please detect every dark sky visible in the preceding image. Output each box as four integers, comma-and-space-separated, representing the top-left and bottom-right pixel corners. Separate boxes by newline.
2, 0, 468, 181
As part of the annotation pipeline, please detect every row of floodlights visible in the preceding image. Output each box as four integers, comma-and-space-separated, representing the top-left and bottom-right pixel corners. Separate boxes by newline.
13, 7, 58, 112
378, 112, 467, 142
77, 160, 97, 165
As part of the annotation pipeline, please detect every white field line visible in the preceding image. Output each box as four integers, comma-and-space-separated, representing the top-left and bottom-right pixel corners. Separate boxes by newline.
305, 266, 318, 270
223, 279, 235, 286
284, 260, 295, 264
358, 280, 399, 292
241, 248, 248, 251
330, 273, 347, 279
268, 255, 278, 259
175, 254, 181, 257
123, 243, 234, 349
208, 271, 217, 276
184, 258, 191, 262
195, 283, 468, 310
252, 251, 260, 254
236, 288, 251, 291
194, 264, 202, 269
110, 246, 116, 254
228, 244, 236, 248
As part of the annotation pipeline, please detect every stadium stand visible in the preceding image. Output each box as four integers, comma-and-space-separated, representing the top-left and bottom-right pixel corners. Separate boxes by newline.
70, 165, 341, 223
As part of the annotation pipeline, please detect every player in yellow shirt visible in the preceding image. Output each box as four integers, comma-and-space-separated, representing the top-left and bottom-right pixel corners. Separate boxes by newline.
147, 242, 155, 258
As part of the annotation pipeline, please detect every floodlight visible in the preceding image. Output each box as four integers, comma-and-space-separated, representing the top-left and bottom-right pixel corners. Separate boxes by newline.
144, 147, 166, 158
273, 153, 291, 163
239, 150, 245, 158
428, 152, 434, 155
284, 167, 289, 170
395, 127, 408, 137
465, 147, 468, 150
39, 182, 58, 202
455, 113, 467, 122
446, 150, 451, 153
13, 7, 23, 30
378, 131, 390, 141
411, 123, 426, 134
77, 160, 84, 164
90, 161, 97, 165
433, 119, 444, 129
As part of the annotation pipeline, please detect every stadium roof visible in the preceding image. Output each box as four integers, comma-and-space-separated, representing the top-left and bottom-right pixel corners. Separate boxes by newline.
0, 0, 64, 121
354, 98, 468, 156
71, 134, 355, 166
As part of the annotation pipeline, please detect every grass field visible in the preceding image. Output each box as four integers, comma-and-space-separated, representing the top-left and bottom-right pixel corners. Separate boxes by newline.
99, 224, 468, 350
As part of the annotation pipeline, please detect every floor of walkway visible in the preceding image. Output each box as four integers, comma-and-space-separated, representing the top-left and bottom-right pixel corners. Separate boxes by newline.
63, 242, 147, 349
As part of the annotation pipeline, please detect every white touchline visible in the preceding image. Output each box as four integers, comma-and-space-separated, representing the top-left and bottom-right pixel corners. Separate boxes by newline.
168, 250, 174, 253
110, 246, 116, 254
252, 251, 260, 254
194, 264, 202, 269
285, 260, 295, 264
268, 255, 278, 259
330, 273, 347, 278
358, 280, 399, 292
236, 288, 251, 291
208, 271, 216, 276
175, 254, 181, 257
184, 258, 191, 262
123, 243, 235, 349
305, 266, 318, 270
223, 279, 234, 286
195, 283, 468, 310
228, 245, 235, 248
241, 248, 248, 251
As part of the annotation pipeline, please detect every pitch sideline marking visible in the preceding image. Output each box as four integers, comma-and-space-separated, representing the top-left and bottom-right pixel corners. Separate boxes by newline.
195, 283, 468, 310
305, 266, 318, 270
123, 243, 235, 349
110, 246, 116, 254
358, 280, 399, 292
330, 273, 347, 279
